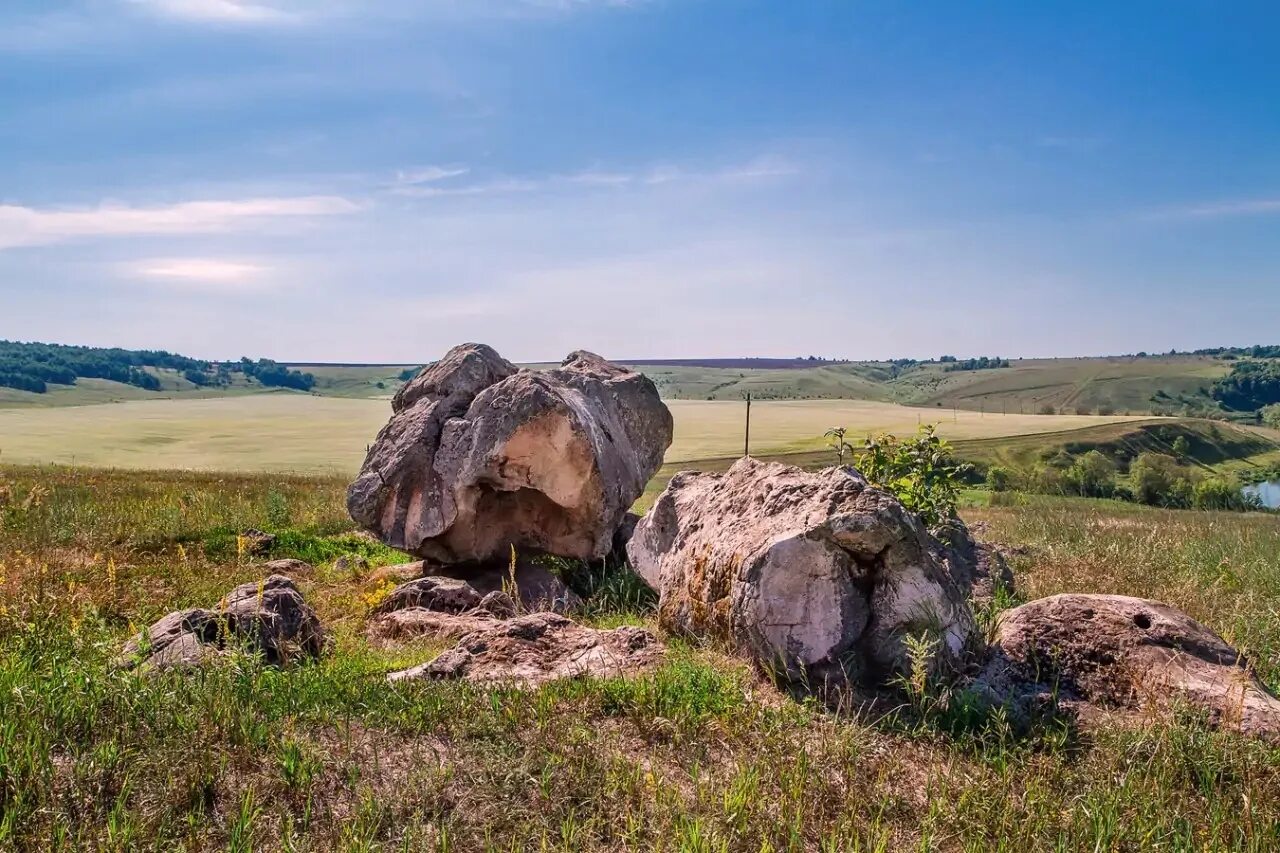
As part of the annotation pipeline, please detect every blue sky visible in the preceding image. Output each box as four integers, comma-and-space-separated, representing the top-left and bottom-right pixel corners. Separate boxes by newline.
2, 0, 1278, 362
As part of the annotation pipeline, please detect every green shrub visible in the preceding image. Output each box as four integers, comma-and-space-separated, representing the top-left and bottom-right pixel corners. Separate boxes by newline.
986, 466, 1014, 492
858, 425, 968, 526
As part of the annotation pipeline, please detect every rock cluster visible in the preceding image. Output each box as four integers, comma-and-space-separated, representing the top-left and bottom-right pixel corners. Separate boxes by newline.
367, 573, 664, 684
120, 575, 325, 671
388, 613, 663, 688
348, 344, 673, 566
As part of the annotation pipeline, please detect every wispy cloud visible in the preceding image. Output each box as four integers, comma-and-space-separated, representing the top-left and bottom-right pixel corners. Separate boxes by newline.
0, 196, 360, 250
128, 257, 269, 288
125, 0, 295, 24
388, 156, 800, 198
391, 165, 471, 188
1146, 197, 1280, 221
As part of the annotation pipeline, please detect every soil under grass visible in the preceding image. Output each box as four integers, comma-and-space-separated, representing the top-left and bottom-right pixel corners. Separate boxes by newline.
2, 465, 1280, 850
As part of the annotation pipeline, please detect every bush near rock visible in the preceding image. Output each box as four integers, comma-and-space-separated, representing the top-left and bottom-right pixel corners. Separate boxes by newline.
119, 575, 325, 671
347, 344, 672, 566
974, 593, 1280, 737
628, 457, 979, 686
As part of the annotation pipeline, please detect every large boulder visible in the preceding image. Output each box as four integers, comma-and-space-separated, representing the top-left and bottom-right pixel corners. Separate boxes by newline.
387, 613, 664, 687
348, 344, 672, 565
974, 594, 1280, 737
627, 457, 977, 685
119, 575, 325, 670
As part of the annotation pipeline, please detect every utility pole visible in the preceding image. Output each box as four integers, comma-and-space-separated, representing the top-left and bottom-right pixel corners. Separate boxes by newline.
744, 393, 752, 457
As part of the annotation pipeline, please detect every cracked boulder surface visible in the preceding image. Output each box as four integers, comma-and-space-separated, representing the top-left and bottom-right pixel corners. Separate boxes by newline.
119, 575, 326, 671
974, 594, 1280, 737
347, 343, 673, 565
387, 613, 664, 688
627, 457, 978, 685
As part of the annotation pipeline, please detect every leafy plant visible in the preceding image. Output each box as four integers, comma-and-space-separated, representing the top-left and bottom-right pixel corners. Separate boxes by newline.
824, 426, 855, 463
858, 425, 969, 526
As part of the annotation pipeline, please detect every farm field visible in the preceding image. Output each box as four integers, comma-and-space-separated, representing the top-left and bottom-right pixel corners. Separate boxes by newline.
2, 466, 1280, 849
0, 354, 1235, 419
0, 395, 1143, 473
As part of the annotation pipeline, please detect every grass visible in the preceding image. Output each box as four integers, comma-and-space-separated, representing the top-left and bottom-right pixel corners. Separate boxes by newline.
3, 464, 1280, 849
0, 394, 1141, 473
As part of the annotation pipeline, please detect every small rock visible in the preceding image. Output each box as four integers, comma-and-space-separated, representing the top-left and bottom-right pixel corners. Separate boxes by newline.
262, 558, 313, 577
370, 609, 504, 644
387, 613, 664, 687
335, 555, 371, 575
368, 561, 427, 586
120, 575, 325, 670
477, 590, 517, 618
372, 576, 483, 616
239, 529, 276, 555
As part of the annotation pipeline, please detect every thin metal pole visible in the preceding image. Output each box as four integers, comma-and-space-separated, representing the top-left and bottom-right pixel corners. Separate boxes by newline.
744, 393, 751, 457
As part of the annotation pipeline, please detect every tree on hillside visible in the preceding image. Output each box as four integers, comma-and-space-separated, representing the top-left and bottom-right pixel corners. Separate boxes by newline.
1263, 404, 1280, 430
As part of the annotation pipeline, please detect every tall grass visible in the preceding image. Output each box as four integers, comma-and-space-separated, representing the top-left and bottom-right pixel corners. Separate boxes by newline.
2, 466, 1280, 849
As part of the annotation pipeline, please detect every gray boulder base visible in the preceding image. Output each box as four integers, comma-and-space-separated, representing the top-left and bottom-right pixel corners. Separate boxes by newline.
627, 457, 978, 685
348, 344, 673, 564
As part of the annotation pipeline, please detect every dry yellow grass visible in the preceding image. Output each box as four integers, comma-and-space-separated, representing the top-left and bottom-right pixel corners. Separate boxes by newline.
0, 394, 1143, 473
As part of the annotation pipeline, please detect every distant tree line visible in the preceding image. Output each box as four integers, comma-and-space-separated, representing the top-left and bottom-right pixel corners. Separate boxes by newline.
941, 355, 1010, 372
0, 340, 206, 394
236, 358, 315, 391
1194, 344, 1280, 359
0, 340, 316, 395
1211, 360, 1280, 411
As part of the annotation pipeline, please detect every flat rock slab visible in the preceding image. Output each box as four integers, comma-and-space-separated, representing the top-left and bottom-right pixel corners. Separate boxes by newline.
387, 613, 664, 688
370, 609, 506, 644
975, 593, 1280, 737
347, 344, 672, 564
119, 575, 325, 671
628, 457, 977, 685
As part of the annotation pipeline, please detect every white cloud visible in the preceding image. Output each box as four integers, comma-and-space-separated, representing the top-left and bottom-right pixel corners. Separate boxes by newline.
126, 0, 294, 24
0, 196, 360, 250
128, 257, 270, 289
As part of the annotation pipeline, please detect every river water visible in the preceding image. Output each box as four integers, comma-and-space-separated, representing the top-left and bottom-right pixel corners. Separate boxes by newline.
1243, 480, 1280, 509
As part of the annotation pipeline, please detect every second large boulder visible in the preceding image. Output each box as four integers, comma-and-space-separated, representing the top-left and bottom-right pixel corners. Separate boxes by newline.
348, 345, 673, 564
627, 457, 978, 684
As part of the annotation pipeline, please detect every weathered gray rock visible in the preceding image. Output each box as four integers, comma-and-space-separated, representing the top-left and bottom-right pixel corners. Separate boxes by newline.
262, 558, 313, 577
371, 609, 506, 644
120, 575, 325, 670
974, 594, 1280, 737
930, 519, 1014, 605
387, 613, 664, 687
348, 344, 673, 565
239, 528, 276, 555
371, 575, 483, 616
628, 458, 977, 684
368, 557, 580, 613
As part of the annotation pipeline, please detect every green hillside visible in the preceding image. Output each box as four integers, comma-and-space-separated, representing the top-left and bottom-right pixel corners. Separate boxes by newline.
0, 341, 1255, 421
